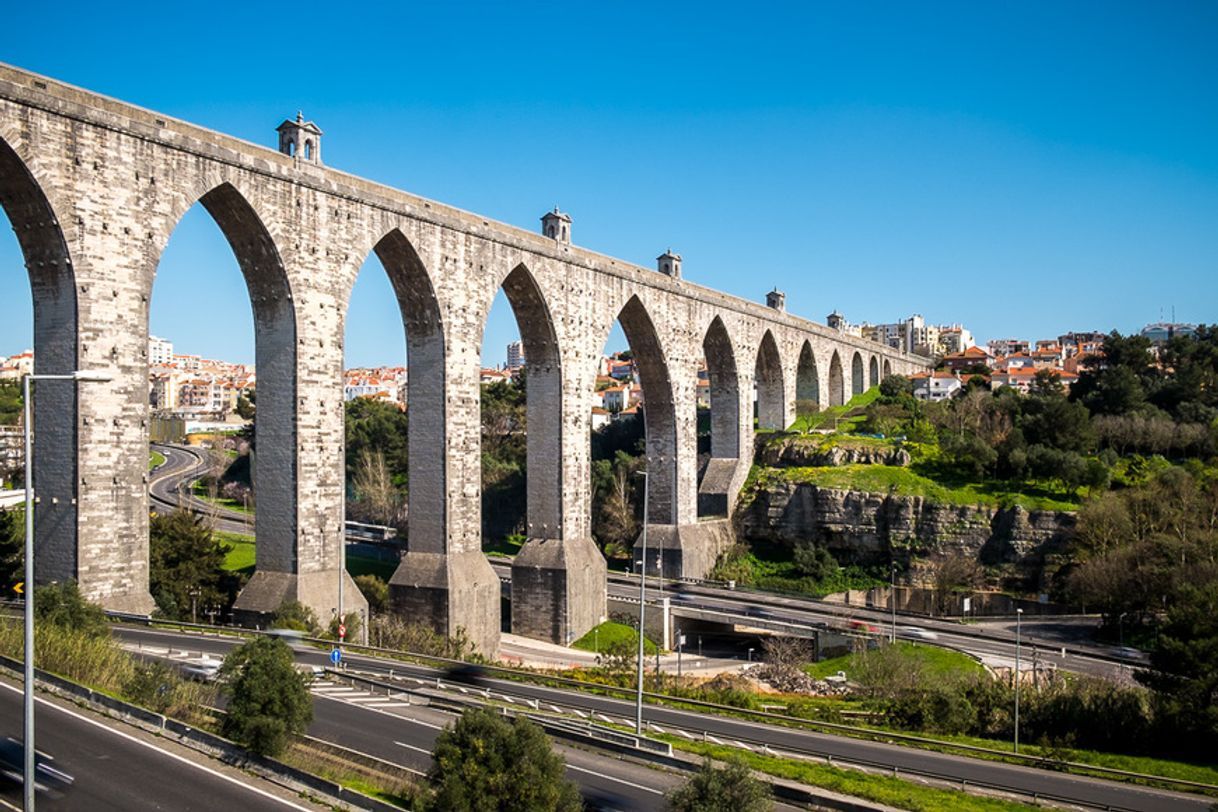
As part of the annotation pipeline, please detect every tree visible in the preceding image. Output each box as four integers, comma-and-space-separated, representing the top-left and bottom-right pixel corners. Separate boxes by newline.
354, 573, 388, 614
930, 555, 983, 615
666, 757, 772, 812
34, 580, 108, 636
349, 447, 405, 527
272, 600, 320, 635
792, 540, 838, 581
0, 507, 21, 589
235, 393, 256, 420
878, 374, 913, 399
425, 707, 581, 812
0, 380, 21, 426
219, 636, 313, 757
1137, 580, 1218, 752
149, 509, 230, 620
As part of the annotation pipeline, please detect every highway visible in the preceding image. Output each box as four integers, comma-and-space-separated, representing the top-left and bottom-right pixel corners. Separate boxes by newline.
149, 440, 1135, 679
0, 679, 324, 811
116, 624, 1214, 811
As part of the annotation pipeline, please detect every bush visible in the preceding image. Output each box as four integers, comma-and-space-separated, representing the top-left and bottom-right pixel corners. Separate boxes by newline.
368, 615, 473, 659
272, 600, 320, 635
792, 541, 838, 581
219, 637, 313, 757
425, 707, 581, 812
354, 573, 388, 614
34, 580, 108, 636
666, 756, 772, 812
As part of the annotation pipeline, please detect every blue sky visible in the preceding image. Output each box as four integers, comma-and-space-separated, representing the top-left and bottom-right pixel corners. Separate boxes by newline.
1, 1, 1215, 367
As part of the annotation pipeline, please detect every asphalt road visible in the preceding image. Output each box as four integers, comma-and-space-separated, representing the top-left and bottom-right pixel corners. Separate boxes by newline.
149, 443, 253, 536
0, 680, 322, 812
148, 441, 1137, 681
116, 625, 1214, 812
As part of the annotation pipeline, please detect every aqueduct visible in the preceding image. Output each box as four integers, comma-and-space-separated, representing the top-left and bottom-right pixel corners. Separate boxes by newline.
0, 64, 928, 655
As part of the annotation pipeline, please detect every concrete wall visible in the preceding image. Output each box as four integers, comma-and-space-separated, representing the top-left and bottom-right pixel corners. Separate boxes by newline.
0, 63, 929, 656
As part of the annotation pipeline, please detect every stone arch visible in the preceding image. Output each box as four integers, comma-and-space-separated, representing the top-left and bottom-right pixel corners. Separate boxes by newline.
883, 359, 892, 378
851, 351, 865, 397
698, 315, 740, 517
608, 294, 677, 523
495, 263, 562, 537
0, 134, 79, 583
828, 350, 845, 407
754, 330, 784, 429
869, 356, 880, 387
365, 228, 446, 553
150, 182, 298, 572
795, 340, 819, 417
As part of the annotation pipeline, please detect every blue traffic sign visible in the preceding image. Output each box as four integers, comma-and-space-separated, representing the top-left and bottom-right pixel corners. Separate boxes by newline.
329, 648, 342, 666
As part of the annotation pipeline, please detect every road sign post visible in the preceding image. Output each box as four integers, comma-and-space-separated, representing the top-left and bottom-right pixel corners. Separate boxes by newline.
330, 648, 342, 668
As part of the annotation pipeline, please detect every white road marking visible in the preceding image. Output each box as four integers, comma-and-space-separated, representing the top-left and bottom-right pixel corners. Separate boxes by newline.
0, 682, 316, 811
566, 764, 664, 795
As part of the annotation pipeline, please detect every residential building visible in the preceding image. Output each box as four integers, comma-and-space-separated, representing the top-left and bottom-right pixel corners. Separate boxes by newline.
1140, 322, 1196, 345
987, 338, 1030, 357
149, 335, 174, 366
941, 345, 992, 373
506, 340, 525, 370
910, 370, 963, 402
990, 367, 1079, 395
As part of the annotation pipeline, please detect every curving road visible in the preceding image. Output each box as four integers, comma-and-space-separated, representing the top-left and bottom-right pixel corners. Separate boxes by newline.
149, 443, 253, 536
113, 624, 1213, 812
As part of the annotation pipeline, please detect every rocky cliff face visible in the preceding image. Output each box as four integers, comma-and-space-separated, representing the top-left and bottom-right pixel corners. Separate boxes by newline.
740, 480, 1075, 589
758, 437, 912, 468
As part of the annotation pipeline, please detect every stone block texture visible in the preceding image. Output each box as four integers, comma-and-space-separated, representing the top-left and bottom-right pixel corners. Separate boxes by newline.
0, 64, 928, 654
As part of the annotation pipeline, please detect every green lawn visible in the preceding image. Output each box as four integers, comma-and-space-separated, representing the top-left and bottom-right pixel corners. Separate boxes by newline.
661, 737, 1040, 812
148, 449, 166, 471
804, 641, 984, 680
191, 481, 253, 514
483, 534, 525, 558
218, 532, 255, 572
571, 621, 658, 655
218, 534, 396, 582
755, 462, 1079, 511
788, 388, 881, 434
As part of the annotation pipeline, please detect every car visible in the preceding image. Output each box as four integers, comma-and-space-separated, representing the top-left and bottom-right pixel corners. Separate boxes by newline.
900, 625, 939, 640
0, 737, 75, 797
1114, 646, 1147, 661
443, 663, 488, 687
179, 655, 222, 682
848, 620, 878, 634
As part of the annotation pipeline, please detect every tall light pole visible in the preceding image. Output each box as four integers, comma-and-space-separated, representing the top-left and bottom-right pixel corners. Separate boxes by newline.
890, 562, 898, 644
634, 470, 649, 735
22, 369, 113, 810
1014, 607, 1023, 753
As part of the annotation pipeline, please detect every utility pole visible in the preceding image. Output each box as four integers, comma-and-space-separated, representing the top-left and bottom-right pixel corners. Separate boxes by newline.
890, 562, 898, 644
1015, 607, 1023, 753
634, 471, 649, 735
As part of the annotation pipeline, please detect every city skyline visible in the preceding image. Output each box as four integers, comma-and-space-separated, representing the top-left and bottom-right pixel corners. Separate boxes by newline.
1, 3, 1215, 367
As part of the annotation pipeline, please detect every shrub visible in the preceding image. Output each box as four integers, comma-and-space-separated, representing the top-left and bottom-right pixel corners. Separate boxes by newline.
425, 707, 581, 811
666, 756, 772, 812
220, 637, 313, 757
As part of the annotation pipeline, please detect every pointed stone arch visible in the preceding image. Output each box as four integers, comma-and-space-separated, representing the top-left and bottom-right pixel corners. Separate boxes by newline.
615, 294, 678, 523
869, 356, 880, 387
795, 341, 820, 418
149, 183, 300, 618
367, 228, 446, 551
698, 315, 740, 517
754, 330, 784, 430
0, 134, 80, 587
851, 351, 865, 397
828, 350, 845, 407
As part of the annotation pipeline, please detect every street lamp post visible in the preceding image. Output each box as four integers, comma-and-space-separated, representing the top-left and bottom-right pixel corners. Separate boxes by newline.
634, 471, 649, 735
1014, 607, 1023, 753
22, 369, 112, 811
890, 562, 898, 644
